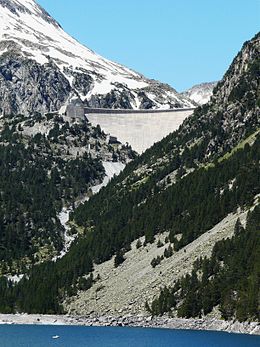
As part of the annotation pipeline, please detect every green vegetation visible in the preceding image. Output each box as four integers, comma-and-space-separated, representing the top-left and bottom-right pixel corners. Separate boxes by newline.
0, 33, 259, 317
148, 204, 260, 322
114, 250, 126, 268
218, 129, 260, 163
0, 133, 257, 314
151, 255, 163, 268
73, 135, 260, 261
150, 245, 173, 268
0, 113, 107, 272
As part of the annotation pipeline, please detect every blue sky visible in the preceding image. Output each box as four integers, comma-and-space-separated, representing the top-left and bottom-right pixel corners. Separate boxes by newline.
37, 0, 259, 91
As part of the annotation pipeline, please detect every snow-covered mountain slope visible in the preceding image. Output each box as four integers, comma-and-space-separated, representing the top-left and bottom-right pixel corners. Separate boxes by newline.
0, 0, 195, 115
182, 82, 217, 105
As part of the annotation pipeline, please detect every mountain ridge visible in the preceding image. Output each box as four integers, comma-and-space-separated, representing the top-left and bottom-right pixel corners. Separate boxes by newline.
0, 0, 61, 27
182, 82, 217, 105
0, 0, 195, 115
0, 2, 259, 326
0, 32, 258, 321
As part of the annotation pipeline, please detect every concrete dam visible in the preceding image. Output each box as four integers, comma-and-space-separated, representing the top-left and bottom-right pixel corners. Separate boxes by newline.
85, 108, 194, 153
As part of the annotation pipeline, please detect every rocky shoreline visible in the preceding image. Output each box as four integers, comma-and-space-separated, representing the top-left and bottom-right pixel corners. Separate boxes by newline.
0, 314, 259, 336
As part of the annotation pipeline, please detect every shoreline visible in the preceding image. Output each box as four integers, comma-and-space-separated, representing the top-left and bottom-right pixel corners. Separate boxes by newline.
0, 314, 259, 336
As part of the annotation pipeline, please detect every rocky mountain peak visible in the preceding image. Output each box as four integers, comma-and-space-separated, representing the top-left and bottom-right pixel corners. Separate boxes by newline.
182, 81, 217, 105
212, 32, 260, 104
0, 0, 194, 115
176, 33, 260, 162
0, 0, 60, 27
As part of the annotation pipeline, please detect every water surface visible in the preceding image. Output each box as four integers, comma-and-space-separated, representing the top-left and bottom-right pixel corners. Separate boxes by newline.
0, 325, 259, 347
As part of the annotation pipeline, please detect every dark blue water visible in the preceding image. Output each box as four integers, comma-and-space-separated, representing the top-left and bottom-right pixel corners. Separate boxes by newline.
0, 325, 259, 347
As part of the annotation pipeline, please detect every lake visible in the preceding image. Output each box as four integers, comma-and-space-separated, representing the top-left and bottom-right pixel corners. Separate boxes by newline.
0, 325, 259, 347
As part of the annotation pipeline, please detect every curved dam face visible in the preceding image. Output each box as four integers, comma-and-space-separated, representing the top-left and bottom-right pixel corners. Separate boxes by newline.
86, 108, 194, 153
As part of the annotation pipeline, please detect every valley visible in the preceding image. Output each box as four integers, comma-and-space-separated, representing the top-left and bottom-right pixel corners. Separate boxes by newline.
0, 0, 259, 336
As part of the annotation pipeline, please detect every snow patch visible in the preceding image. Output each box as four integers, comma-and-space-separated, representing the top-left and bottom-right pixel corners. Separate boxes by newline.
54, 207, 75, 260
6, 274, 24, 283
182, 82, 217, 106
54, 161, 125, 260
0, 0, 192, 109
91, 161, 125, 194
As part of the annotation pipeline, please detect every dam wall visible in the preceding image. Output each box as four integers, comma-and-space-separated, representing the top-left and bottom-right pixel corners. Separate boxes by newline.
86, 109, 194, 153
84, 107, 195, 114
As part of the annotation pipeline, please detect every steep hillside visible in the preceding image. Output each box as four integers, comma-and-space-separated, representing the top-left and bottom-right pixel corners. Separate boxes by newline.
0, 33, 258, 318
1, 124, 259, 315
182, 82, 217, 105
149, 204, 260, 322
0, 0, 194, 115
72, 32, 260, 238
65, 208, 251, 317
0, 111, 135, 275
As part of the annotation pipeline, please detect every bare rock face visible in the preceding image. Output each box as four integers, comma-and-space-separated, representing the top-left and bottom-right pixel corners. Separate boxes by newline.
174, 32, 260, 163
88, 88, 135, 110
87, 80, 197, 110
0, 53, 71, 115
182, 82, 217, 105
70, 70, 94, 97
0, 0, 194, 115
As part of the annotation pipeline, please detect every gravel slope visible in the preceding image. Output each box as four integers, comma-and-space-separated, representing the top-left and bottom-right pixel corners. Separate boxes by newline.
64, 209, 249, 316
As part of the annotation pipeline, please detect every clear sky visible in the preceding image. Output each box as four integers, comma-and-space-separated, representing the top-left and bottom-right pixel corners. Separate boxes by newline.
37, 0, 259, 92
